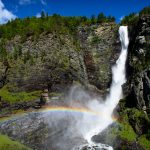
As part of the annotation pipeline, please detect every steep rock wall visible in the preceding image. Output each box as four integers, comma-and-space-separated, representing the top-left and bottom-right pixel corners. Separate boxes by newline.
0, 23, 120, 95
126, 15, 150, 115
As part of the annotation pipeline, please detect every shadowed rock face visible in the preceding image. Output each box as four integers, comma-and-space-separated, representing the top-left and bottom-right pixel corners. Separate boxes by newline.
126, 15, 150, 115
0, 23, 120, 94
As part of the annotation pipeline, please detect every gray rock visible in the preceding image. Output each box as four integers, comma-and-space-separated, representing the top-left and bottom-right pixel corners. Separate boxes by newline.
137, 36, 146, 44
127, 15, 150, 115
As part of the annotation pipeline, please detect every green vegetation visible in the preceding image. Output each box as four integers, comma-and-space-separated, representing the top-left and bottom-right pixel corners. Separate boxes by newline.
97, 13, 115, 23
118, 100, 150, 149
111, 122, 150, 149
0, 12, 115, 40
110, 105, 137, 142
111, 119, 137, 142
0, 86, 41, 103
139, 135, 150, 150
121, 6, 150, 25
49, 92, 64, 98
0, 134, 32, 150
140, 6, 150, 15
120, 13, 139, 25
0, 39, 8, 62
127, 108, 150, 123
91, 35, 101, 44
117, 122, 137, 142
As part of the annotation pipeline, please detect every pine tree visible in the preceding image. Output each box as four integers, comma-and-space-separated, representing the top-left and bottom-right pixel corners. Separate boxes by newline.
97, 13, 106, 23
41, 11, 45, 19
91, 15, 96, 24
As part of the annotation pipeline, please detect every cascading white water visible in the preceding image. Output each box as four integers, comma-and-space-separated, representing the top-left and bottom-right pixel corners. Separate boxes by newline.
105, 26, 129, 111
83, 26, 129, 147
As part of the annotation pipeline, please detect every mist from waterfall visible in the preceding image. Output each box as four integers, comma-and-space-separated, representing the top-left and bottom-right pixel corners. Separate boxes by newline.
76, 26, 129, 147
29, 26, 129, 150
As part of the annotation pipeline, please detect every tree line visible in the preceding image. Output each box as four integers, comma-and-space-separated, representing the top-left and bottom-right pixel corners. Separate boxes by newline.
121, 6, 150, 25
0, 12, 115, 40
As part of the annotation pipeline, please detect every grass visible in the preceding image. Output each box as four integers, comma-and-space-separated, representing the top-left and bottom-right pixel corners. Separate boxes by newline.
117, 107, 150, 149
0, 134, 32, 150
111, 121, 136, 142
118, 122, 137, 142
111, 108, 137, 143
139, 135, 150, 150
0, 86, 41, 103
49, 92, 63, 97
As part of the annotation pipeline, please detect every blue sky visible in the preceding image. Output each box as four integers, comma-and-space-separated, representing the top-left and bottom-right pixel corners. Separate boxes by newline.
0, 0, 150, 24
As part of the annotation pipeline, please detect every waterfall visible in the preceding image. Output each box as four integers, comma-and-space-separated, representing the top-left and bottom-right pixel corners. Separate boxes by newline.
105, 26, 129, 111
103, 25, 129, 122
83, 26, 129, 147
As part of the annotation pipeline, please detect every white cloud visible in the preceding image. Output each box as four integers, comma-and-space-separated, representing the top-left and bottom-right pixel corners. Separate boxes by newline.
0, 0, 17, 24
36, 12, 41, 18
41, 0, 47, 5
19, 0, 31, 5
19, 0, 47, 5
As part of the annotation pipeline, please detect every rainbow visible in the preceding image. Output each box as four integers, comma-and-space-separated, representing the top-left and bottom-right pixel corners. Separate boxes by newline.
0, 106, 117, 122
41, 106, 101, 116
40, 106, 117, 121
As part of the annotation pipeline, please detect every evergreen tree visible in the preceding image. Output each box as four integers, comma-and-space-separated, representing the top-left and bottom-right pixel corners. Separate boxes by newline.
140, 6, 150, 15
41, 11, 45, 19
97, 13, 106, 23
91, 15, 96, 24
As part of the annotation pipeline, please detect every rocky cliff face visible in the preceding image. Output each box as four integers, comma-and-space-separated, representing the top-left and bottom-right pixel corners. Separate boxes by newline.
126, 15, 150, 116
0, 23, 120, 95
113, 15, 150, 150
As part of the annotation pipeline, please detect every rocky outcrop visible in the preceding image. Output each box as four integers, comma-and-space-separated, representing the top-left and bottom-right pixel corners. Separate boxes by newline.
78, 23, 120, 90
73, 144, 113, 150
0, 98, 42, 117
